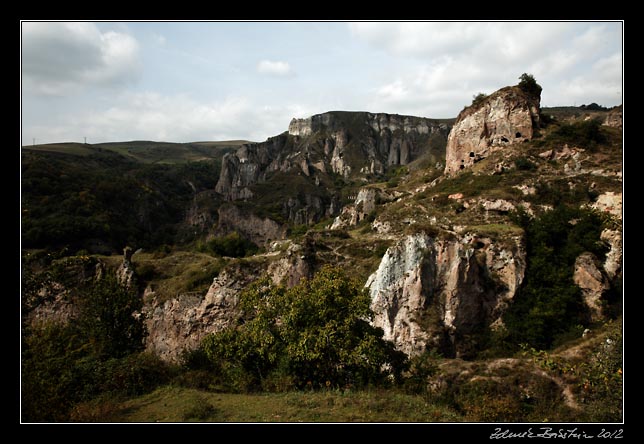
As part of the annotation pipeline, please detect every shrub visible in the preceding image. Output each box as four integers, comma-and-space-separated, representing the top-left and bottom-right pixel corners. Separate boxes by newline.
546, 118, 607, 150
182, 396, 218, 421
200, 266, 408, 392
518, 73, 542, 98
514, 156, 537, 171
471, 92, 488, 107
503, 206, 609, 350
207, 232, 258, 258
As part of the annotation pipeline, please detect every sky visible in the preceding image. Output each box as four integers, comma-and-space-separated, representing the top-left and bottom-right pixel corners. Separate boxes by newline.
21, 21, 623, 145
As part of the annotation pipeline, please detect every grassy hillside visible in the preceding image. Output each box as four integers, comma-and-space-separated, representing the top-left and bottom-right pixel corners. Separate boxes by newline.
23, 139, 248, 164
67, 316, 621, 423
21, 146, 227, 253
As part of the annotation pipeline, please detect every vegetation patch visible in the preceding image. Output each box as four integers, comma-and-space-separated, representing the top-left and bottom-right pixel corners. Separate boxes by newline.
502, 206, 611, 351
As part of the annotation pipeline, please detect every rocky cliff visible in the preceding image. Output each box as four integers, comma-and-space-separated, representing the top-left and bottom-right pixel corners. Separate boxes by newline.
444, 86, 540, 175
366, 232, 525, 358
214, 111, 452, 233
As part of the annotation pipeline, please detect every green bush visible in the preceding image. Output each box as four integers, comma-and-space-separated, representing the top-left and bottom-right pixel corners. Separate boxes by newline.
200, 266, 408, 392
503, 206, 609, 351
21, 272, 165, 421
471, 92, 488, 107
206, 232, 258, 258
514, 156, 537, 171
545, 118, 607, 150
518, 73, 542, 98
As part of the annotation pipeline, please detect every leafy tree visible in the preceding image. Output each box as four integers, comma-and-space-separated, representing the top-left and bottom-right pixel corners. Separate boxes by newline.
22, 272, 160, 421
471, 92, 488, 107
78, 273, 147, 359
201, 266, 407, 391
518, 73, 542, 98
206, 231, 258, 258
503, 206, 608, 350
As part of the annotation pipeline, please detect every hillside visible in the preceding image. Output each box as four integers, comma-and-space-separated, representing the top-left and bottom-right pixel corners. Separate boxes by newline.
21, 141, 242, 253
21, 80, 622, 423
23, 139, 249, 164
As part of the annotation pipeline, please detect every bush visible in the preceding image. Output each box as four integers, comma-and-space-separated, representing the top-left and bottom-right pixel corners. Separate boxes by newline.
503, 206, 609, 350
206, 232, 258, 258
514, 157, 537, 171
546, 118, 606, 150
200, 266, 408, 392
518, 73, 542, 98
22, 273, 161, 421
182, 396, 218, 421
471, 92, 488, 107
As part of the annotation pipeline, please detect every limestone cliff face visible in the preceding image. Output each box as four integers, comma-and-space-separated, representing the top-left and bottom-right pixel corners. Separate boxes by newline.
366, 232, 526, 358
144, 267, 250, 362
215, 133, 289, 200
330, 187, 398, 230
573, 252, 610, 322
217, 204, 287, 247
215, 111, 451, 228
445, 86, 540, 175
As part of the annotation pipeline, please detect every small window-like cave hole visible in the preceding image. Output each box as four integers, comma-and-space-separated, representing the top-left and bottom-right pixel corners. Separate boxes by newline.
469, 152, 475, 157
515, 132, 522, 138
501, 136, 509, 143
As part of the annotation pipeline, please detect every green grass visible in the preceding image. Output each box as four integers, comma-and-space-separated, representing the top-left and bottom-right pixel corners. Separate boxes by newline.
132, 250, 226, 302
464, 223, 524, 241
85, 386, 463, 423
23, 143, 95, 156
23, 140, 244, 164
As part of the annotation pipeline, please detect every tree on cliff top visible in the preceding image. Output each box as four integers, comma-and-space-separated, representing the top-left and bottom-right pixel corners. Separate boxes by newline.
518, 73, 542, 98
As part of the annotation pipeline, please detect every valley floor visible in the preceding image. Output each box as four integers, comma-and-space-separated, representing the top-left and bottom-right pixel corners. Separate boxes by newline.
71, 386, 466, 423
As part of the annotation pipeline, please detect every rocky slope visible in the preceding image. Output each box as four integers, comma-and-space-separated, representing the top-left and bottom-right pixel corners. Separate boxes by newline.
23, 80, 622, 365
444, 86, 541, 175
366, 232, 525, 358
214, 111, 452, 239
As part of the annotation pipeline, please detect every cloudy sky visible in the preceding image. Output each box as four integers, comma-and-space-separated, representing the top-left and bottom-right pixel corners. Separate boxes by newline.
21, 21, 623, 145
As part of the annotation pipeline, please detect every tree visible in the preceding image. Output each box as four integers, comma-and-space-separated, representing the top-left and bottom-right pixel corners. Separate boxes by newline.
471, 92, 488, 107
78, 272, 147, 359
201, 266, 407, 390
504, 206, 608, 350
518, 73, 542, 98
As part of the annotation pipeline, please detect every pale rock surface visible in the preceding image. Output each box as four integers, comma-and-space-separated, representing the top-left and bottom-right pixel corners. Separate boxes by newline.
445, 86, 540, 175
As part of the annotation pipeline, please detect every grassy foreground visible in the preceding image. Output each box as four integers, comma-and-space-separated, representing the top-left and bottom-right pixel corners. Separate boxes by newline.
71, 386, 464, 423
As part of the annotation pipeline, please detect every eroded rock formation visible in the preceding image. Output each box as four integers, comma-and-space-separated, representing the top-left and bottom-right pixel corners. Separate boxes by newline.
366, 232, 526, 358
445, 86, 540, 175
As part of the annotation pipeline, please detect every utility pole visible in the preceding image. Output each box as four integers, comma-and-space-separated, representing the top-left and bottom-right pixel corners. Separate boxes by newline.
84, 136, 87, 144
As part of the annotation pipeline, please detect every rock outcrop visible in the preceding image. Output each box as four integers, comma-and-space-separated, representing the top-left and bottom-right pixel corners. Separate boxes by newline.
366, 232, 525, 358
216, 204, 287, 247
573, 252, 610, 321
445, 86, 540, 175
116, 246, 137, 289
603, 105, 622, 129
215, 111, 452, 228
330, 187, 398, 230
144, 266, 252, 362
592, 191, 622, 219
601, 229, 622, 280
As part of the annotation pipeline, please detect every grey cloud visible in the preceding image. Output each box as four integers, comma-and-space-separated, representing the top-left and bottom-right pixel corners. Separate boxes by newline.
22, 22, 141, 95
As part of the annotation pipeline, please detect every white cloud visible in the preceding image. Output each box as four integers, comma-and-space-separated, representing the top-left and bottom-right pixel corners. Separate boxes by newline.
257, 60, 293, 76
21, 22, 141, 96
23, 92, 309, 144
351, 22, 623, 114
